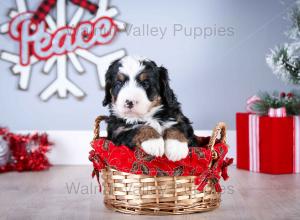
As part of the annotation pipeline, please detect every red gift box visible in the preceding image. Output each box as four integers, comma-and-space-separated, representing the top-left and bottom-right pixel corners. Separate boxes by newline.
236, 113, 300, 174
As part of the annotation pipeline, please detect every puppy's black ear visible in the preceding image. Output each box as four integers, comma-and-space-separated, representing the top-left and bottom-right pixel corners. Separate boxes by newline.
103, 60, 118, 106
102, 78, 112, 106
158, 66, 178, 108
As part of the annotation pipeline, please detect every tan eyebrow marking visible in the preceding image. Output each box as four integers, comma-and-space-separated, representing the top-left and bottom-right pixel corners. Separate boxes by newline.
117, 73, 126, 81
138, 72, 148, 81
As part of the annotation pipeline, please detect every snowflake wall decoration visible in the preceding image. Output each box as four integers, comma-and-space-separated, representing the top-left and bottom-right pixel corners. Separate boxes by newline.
0, 0, 126, 101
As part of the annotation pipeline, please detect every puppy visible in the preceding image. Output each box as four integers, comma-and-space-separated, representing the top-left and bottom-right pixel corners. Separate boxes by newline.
103, 56, 197, 161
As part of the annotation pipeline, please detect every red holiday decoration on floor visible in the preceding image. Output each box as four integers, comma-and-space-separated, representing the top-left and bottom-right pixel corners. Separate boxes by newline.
0, 128, 52, 173
236, 113, 300, 174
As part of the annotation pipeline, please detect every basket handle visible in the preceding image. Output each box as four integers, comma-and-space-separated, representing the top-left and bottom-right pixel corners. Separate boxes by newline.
93, 115, 109, 141
207, 122, 227, 158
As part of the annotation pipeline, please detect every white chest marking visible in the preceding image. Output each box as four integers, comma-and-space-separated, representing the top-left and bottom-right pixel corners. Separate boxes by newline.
145, 118, 177, 135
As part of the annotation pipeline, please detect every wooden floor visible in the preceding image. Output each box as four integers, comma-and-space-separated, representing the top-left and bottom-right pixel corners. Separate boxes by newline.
0, 166, 300, 220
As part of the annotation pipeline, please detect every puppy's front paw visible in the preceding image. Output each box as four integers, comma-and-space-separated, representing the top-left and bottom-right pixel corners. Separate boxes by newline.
165, 139, 188, 161
141, 137, 164, 157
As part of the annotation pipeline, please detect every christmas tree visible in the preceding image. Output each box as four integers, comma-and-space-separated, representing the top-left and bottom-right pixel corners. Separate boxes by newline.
247, 2, 300, 115
266, 1, 300, 84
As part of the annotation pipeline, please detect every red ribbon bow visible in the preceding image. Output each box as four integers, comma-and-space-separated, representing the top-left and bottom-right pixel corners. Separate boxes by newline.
89, 150, 105, 192
91, 168, 101, 192
221, 157, 233, 180
194, 168, 222, 192
194, 156, 233, 192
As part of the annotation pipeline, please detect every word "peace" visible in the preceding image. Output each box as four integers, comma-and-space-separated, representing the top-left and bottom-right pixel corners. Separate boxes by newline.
9, 12, 117, 66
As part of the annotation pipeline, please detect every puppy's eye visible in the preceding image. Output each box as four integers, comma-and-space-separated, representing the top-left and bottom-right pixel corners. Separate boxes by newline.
141, 80, 150, 89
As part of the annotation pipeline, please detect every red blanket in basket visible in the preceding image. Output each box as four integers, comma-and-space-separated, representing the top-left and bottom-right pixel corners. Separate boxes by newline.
89, 137, 232, 192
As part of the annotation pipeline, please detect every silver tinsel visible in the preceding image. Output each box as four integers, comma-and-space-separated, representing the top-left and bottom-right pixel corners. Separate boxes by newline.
26, 140, 38, 153
0, 136, 10, 166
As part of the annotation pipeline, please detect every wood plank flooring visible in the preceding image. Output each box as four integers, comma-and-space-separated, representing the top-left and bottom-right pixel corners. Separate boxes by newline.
0, 166, 299, 220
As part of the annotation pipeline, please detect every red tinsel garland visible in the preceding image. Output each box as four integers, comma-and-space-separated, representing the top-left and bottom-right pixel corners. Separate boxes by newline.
0, 128, 52, 173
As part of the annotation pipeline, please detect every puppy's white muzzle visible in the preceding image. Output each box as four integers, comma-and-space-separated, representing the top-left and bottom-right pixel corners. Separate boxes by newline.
115, 82, 151, 118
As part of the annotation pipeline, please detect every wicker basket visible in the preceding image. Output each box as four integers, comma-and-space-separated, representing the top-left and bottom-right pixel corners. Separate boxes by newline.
93, 116, 227, 215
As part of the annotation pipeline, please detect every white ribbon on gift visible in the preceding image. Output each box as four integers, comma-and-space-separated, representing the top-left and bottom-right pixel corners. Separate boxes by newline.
268, 107, 287, 117
249, 114, 260, 172
248, 114, 300, 173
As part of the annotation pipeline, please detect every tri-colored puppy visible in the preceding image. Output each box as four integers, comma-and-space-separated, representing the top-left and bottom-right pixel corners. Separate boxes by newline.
103, 56, 197, 161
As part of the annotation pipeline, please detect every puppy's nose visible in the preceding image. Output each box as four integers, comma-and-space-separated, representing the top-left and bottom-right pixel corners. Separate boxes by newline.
125, 100, 134, 109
